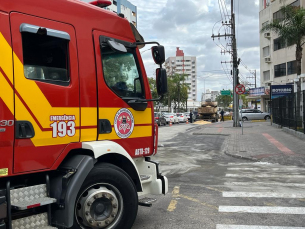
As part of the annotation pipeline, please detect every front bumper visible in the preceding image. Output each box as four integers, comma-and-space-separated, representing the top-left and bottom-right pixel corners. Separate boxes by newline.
133, 157, 168, 196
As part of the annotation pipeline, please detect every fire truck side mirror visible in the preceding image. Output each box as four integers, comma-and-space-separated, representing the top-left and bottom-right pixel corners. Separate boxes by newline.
156, 68, 167, 95
151, 45, 165, 65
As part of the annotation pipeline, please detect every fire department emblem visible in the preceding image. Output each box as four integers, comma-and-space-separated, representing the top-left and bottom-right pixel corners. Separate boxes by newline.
114, 108, 134, 139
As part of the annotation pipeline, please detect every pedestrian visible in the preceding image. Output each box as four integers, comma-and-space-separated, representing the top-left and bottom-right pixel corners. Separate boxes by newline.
220, 109, 225, 122
190, 111, 193, 123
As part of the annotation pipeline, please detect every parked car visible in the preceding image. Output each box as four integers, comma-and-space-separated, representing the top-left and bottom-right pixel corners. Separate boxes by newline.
154, 112, 167, 126
239, 109, 271, 121
176, 113, 187, 122
163, 113, 179, 124
184, 112, 196, 122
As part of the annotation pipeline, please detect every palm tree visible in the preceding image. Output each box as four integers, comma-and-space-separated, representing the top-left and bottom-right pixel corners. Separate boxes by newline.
261, 5, 305, 102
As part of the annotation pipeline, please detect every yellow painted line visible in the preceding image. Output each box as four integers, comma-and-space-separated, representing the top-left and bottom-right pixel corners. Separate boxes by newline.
167, 185, 218, 211
251, 120, 267, 122
167, 186, 180, 212
205, 186, 223, 193
172, 186, 180, 196
167, 200, 178, 212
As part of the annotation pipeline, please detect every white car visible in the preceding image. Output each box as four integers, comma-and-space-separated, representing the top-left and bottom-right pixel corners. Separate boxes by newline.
184, 112, 190, 120
163, 113, 179, 124
176, 113, 187, 122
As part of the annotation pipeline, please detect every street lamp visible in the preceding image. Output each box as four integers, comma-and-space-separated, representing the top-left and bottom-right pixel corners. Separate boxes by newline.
198, 76, 210, 102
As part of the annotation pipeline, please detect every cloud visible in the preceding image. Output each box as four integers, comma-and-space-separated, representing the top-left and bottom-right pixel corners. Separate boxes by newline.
130, 0, 260, 101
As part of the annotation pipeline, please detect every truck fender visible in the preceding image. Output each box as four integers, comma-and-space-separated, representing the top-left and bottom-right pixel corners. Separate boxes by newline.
82, 141, 142, 193
82, 140, 141, 179
50, 155, 95, 227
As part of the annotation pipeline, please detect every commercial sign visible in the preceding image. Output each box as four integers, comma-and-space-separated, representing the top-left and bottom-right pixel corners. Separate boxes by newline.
249, 87, 266, 96
271, 85, 294, 99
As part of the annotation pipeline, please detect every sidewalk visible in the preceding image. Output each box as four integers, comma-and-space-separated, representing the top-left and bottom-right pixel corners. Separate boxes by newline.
192, 120, 305, 167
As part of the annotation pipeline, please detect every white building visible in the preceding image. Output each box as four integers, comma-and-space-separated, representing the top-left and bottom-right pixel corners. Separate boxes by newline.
259, 0, 305, 111
80, 0, 137, 27
165, 47, 197, 101
201, 90, 219, 102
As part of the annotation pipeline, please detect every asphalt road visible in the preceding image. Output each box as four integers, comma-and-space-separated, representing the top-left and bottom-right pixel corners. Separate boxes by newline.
133, 123, 305, 229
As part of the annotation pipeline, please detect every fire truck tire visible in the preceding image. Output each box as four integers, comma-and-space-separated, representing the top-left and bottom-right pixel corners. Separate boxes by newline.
72, 163, 138, 229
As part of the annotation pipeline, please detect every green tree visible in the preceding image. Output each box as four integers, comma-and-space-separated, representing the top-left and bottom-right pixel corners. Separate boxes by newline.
216, 93, 233, 108
148, 77, 160, 108
261, 5, 305, 103
170, 73, 189, 112
239, 94, 249, 109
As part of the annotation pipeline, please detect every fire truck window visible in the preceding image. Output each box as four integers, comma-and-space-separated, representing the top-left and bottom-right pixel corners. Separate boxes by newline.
22, 32, 69, 84
101, 47, 144, 98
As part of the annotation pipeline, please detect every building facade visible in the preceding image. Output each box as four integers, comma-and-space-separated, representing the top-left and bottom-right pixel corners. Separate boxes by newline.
201, 89, 220, 102
259, 0, 305, 111
165, 47, 197, 101
81, 0, 137, 27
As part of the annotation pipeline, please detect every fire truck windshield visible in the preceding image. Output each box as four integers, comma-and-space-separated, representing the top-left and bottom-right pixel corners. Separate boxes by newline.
101, 45, 145, 99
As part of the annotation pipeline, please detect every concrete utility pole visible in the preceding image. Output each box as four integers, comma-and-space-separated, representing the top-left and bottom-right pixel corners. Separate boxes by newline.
231, 0, 239, 127
212, 0, 239, 127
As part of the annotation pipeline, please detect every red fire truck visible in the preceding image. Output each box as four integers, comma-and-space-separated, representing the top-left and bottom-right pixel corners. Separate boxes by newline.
0, 0, 168, 228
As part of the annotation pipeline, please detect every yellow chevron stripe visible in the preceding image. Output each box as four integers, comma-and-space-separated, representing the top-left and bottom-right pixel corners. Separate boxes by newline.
0, 33, 14, 113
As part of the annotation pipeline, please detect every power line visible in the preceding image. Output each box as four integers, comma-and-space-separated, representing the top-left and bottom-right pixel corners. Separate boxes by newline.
218, 0, 224, 21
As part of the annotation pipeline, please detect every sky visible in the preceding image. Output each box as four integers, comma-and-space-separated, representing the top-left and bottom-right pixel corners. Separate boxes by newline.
129, 0, 260, 101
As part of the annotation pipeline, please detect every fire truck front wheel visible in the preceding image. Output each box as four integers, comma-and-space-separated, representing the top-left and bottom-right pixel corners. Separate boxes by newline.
72, 163, 138, 229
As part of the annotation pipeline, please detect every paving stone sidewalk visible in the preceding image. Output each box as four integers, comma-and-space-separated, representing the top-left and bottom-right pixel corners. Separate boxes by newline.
192, 120, 305, 167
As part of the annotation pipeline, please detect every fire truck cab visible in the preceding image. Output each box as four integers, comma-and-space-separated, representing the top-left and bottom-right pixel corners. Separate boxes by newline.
0, 0, 168, 228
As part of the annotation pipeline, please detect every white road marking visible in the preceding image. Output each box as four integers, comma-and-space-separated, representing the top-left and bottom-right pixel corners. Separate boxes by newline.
225, 174, 305, 178
223, 192, 305, 198
227, 167, 305, 171
216, 225, 305, 229
224, 182, 305, 187
227, 162, 273, 165
219, 206, 305, 214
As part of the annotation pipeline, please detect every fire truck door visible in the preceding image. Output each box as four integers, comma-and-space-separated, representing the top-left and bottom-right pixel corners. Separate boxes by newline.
93, 31, 154, 158
10, 13, 80, 173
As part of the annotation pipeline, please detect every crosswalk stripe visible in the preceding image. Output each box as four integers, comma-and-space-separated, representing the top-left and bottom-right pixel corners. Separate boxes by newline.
227, 167, 305, 171
219, 206, 305, 214
223, 192, 305, 198
218, 164, 305, 229
225, 174, 305, 178
227, 162, 273, 166
224, 182, 305, 187
216, 225, 305, 229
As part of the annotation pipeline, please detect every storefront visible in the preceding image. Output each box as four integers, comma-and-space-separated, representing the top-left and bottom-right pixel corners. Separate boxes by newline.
248, 87, 270, 111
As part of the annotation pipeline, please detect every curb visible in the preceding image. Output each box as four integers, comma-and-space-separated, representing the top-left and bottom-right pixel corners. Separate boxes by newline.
193, 133, 230, 136
224, 151, 260, 162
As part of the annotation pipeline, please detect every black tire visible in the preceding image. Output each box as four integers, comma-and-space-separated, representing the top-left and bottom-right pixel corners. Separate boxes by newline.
265, 115, 270, 120
242, 117, 248, 121
71, 163, 138, 229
